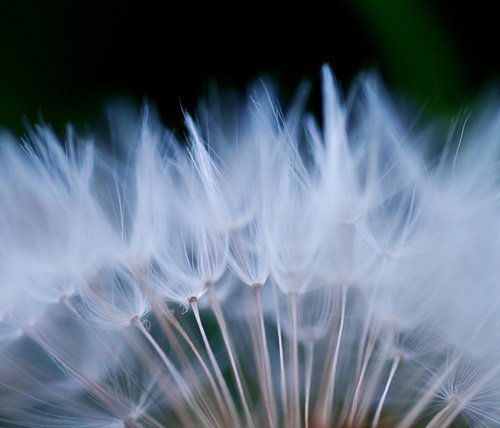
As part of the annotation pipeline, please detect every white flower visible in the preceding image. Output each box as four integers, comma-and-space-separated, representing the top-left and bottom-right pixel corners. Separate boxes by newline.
1, 66, 500, 428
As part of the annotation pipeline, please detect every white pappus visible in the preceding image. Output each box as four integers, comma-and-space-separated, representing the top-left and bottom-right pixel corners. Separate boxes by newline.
1, 66, 500, 427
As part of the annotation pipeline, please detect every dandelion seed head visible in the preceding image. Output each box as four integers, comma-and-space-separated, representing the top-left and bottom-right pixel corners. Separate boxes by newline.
2, 66, 500, 427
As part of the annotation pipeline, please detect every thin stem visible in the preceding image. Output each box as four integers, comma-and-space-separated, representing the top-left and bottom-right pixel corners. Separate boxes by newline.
347, 333, 377, 427
439, 405, 465, 428
132, 318, 220, 427
159, 306, 227, 418
133, 318, 197, 409
428, 359, 500, 428
317, 284, 346, 425
425, 396, 461, 428
132, 273, 218, 425
254, 284, 276, 428
353, 261, 386, 384
289, 291, 301, 428
272, 282, 289, 426
191, 299, 241, 426
304, 341, 314, 428
209, 289, 255, 428
27, 327, 168, 428
59, 299, 180, 428
141, 412, 173, 428
24, 327, 138, 427
357, 344, 394, 424
371, 354, 402, 428
395, 359, 458, 428
122, 416, 142, 428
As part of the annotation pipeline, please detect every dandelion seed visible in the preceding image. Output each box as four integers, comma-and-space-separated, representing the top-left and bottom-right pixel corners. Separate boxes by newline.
2, 66, 500, 428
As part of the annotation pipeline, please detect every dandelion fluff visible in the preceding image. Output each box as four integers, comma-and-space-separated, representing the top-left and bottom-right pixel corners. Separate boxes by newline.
1, 67, 500, 428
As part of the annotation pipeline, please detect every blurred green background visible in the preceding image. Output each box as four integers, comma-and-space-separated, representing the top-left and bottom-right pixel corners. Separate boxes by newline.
0, 0, 498, 135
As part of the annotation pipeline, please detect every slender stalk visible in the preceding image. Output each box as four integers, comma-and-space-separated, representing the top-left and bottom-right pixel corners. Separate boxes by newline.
150, 305, 226, 426
142, 412, 175, 428
438, 407, 464, 428
122, 416, 143, 428
209, 289, 255, 428
128, 323, 214, 427
395, 359, 459, 428
58, 299, 181, 428
190, 299, 241, 426
304, 340, 314, 428
59, 295, 200, 426
425, 396, 461, 428
253, 284, 276, 428
353, 262, 386, 384
428, 360, 500, 428
159, 306, 227, 417
371, 353, 402, 428
132, 318, 197, 408
317, 285, 346, 425
24, 327, 141, 428
289, 291, 301, 428
272, 282, 289, 426
347, 333, 377, 427
132, 271, 218, 422
357, 345, 394, 424
249, 317, 268, 419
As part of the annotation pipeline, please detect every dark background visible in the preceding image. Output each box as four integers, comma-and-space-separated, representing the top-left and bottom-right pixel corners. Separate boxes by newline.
0, 0, 499, 135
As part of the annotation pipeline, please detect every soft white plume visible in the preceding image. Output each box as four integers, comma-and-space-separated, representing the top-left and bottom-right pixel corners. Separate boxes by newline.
1, 66, 500, 427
